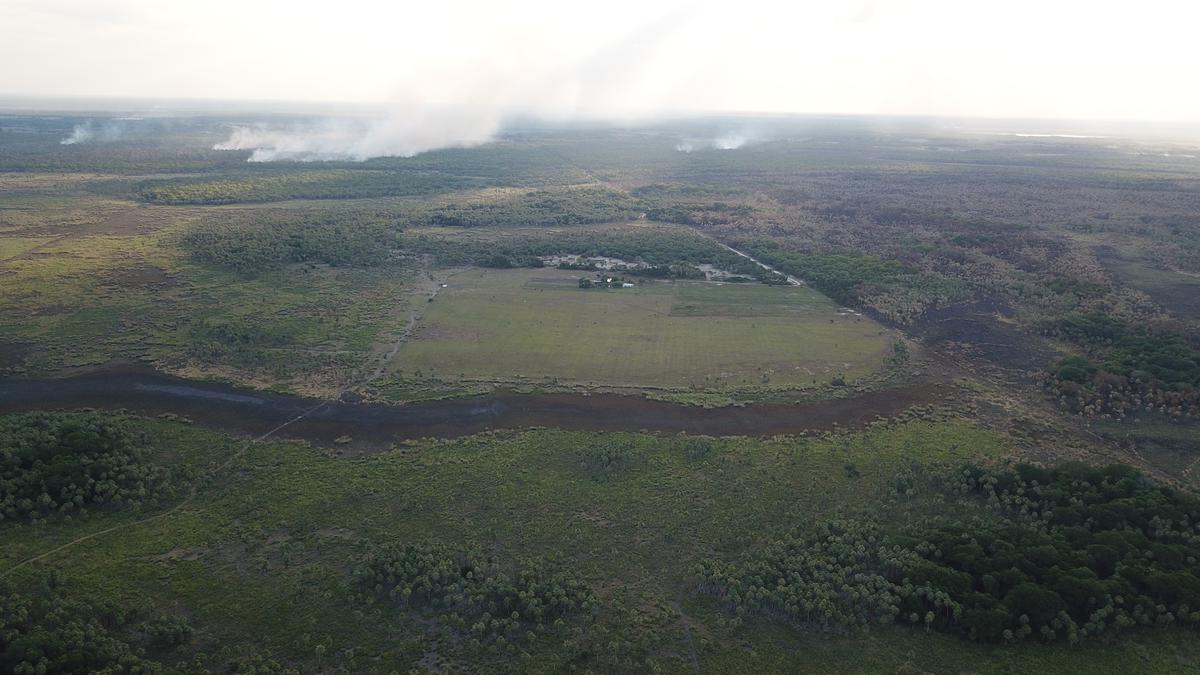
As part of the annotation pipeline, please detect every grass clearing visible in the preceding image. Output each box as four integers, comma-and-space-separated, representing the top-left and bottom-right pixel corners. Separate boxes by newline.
0, 235, 56, 260
0, 189, 414, 393
391, 267, 894, 393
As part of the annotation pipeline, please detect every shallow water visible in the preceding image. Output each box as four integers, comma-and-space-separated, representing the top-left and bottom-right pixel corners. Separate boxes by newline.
0, 368, 935, 451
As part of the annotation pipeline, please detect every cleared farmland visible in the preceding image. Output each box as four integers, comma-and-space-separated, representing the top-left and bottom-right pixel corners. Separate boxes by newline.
392, 267, 895, 392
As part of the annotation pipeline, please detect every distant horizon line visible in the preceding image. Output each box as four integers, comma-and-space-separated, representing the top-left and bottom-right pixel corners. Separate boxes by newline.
2, 92, 1199, 138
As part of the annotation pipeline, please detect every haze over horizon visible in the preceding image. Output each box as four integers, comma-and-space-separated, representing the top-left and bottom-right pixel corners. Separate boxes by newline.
4, 0, 1198, 160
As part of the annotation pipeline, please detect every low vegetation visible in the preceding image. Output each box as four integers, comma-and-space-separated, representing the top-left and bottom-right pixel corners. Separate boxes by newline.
6, 114, 1200, 672
387, 267, 891, 395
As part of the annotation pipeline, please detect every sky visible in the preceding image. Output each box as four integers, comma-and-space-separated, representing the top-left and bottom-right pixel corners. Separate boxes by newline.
3, 0, 1198, 160
2, 0, 1198, 123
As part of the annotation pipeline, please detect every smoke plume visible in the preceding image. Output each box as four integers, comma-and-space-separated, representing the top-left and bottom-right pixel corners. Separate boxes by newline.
60, 121, 94, 145
675, 126, 762, 152
59, 118, 140, 145
212, 6, 698, 162
215, 109, 502, 162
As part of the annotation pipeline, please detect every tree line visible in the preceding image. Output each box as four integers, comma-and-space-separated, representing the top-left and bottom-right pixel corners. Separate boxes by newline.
138, 169, 483, 205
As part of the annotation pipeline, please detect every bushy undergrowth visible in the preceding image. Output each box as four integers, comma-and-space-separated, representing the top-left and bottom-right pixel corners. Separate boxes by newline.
1041, 313, 1200, 418
699, 462, 1200, 644
354, 541, 598, 648
427, 187, 640, 227
182, 212, 394, 273
0, 573, 191, 674
0, 413, 171, 524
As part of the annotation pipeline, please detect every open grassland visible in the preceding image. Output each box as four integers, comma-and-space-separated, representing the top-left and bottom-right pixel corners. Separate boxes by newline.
0, 235, 55, 259
2, 413, 1198, 672
0, 176, 417, 393
391, 267, 893, 394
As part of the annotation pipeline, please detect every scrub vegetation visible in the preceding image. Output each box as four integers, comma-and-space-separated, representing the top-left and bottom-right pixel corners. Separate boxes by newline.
3, 113, 1200, 672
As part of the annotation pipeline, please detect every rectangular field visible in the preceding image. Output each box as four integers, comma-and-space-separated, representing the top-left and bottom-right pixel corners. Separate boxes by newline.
393, 267, 894, 390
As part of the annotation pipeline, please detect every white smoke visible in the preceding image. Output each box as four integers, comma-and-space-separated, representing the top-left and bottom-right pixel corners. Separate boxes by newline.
215, 109, 501, 162
60, 121, 94, 145
712, 132, 753, 149
59, 118, 139, 145
212, 6, 699, 162
674, 127, 762, 152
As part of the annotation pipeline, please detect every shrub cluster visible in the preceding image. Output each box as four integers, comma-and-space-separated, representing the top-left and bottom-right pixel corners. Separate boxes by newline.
699, 463, 1200, 644
138, 169, 479, 204
0, 412, 171, 524
1041, 314, 1200, 418
182, 212, 395, 273
354, 541, 598, 647
695, 520, 918, 629
0, 574, 190, 673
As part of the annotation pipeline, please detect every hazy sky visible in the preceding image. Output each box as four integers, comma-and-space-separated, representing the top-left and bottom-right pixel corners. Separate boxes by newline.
2, 0, 1198, 123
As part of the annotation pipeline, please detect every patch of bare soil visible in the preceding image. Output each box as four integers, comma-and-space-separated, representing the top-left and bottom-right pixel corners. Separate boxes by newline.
907, 297, 1054, 372
1151, 282, 1200, 320
87, 205, 193, 236
0, 341, 31, 372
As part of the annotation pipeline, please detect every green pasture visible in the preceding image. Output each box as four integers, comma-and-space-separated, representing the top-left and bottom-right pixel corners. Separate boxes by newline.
392, 267, 893, 392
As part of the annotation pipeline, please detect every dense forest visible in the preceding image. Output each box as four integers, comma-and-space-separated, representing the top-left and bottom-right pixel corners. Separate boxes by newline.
399, 228, 776, 280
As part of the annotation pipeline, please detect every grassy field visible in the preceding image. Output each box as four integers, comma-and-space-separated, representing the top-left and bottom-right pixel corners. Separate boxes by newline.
391, 267, 894, 394
3, 413, 1198, 673
0, 178, 422, 394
